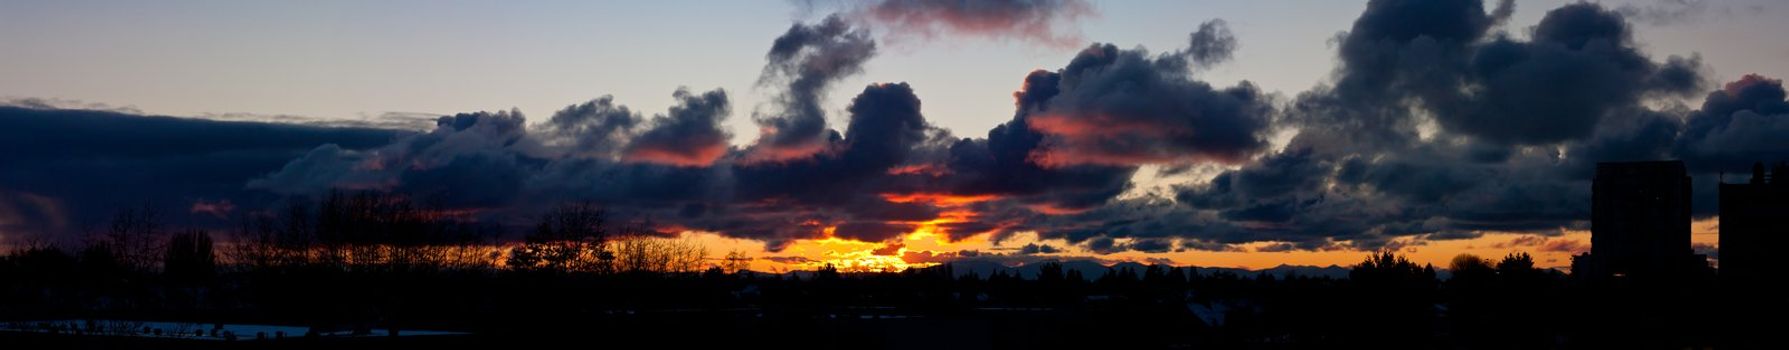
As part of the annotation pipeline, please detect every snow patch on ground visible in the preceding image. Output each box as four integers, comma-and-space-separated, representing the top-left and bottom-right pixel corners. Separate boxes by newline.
2, 319, 467, 341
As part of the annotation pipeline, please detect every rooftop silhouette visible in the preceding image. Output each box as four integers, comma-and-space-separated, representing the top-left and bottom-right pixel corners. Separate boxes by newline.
1719, 161, 1789, 347
1720, 162, 1789, 285
1574, 161, 1708, 281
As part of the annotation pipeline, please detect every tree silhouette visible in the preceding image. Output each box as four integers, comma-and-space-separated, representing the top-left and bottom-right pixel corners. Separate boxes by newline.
97, 205, 164, 271
162, 229, 215, 284
1346, 251, 1438, 347
1448, 254, 1494, 280
509, 202, 611, 272
722, 250, 751, 273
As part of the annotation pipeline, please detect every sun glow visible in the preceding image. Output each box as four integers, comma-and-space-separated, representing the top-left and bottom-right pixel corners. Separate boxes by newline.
878, 192, 997, 206
735, 193, 1007, 272
784, 236, 928, 272
674, 204, 1730, 274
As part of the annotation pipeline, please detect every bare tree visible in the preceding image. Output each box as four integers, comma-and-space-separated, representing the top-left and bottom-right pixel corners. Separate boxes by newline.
723, 250, 752, 273
95, 204, 164, 271
613, 234, 707, 274
163, 229, 215, 283
508, 202, 611, 272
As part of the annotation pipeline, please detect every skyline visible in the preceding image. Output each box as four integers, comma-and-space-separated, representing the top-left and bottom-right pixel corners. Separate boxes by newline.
3, 0, 1787, 271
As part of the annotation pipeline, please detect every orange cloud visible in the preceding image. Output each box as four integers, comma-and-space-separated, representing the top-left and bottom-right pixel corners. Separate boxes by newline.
886, 163, 949, 176
879, 192, 997, 206
621, 142, 728, 167
189, 199, 235, 219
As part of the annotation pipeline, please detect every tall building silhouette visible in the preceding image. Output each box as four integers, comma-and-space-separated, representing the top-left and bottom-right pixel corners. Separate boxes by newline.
1718, 162, 1787, 347
1719, 162, 1788, 286
1577, 161, 1703, 279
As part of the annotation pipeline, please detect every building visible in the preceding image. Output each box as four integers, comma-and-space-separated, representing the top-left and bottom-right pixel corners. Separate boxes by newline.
1578, 161, 1702, 279
1719, 162, 1789, 287
1718, 162, 1788, 346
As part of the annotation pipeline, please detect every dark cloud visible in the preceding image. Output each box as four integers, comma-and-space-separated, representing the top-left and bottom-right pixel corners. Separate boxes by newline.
849, 0, 1095, 48
1424, 230, 1485, 241
247, 87, 742, 219
1255, 242, 1296, 253
0, 106, 406, 241
250, 109, 536, 204
201, 111, 441, 132
899, 249, 963, 264
1026, 43, 1275, 166
760, 256, 817, 264
4, 97, 431, 131
1178, 148, 1329, 213
539, 96, 639, 159
621, 88, 733, 167
1617, 0, 1716, 26
245, 144, 381, 195
1, 97, 142, 114
1069, 0, 1749, 253
834, 221, 917, 242
1083, 236, 1118, 254
1539, 238, 1588, 254
937, 220, 1002, 240
677, 82, 952, 246
1428, 3, 1703, 144
1489, 0, 1515, 25
1485, 235, 1586, 254
1183, 240, 1241, 253
732, 82, 934, 202
1170, 141, 1594, 249
1493, 235, 1547, 249
1019, 243, 1061, 254
1329, 0, 1499, 118
939, 70, 1135, 214
1183, 19, 1237, 68
891, 37, 1270, 239
398, 150, 528, 207
839, 83, 932, 174
0, 189, 72, 241
746, 15, 875, 162
1675, 74, 1789, 173
1314, 1, 1704, 146
1128, 238, 1174, 253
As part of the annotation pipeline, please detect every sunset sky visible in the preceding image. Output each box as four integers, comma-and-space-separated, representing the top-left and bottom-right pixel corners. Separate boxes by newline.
3, 0, 1786, 271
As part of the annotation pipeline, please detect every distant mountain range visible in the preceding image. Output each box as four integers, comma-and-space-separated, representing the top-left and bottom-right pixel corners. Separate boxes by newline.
775, 259, 1357, 280
948, 259, 1355, 280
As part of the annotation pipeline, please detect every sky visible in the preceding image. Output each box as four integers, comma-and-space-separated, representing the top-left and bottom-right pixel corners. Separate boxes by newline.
2, 0, 1785, 271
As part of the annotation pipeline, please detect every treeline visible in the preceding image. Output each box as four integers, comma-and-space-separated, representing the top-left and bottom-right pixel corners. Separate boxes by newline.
0, 191, 1718, 348
1, 246, 1715, 348
27, 190, 710, 275
0, 191, 717, 335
